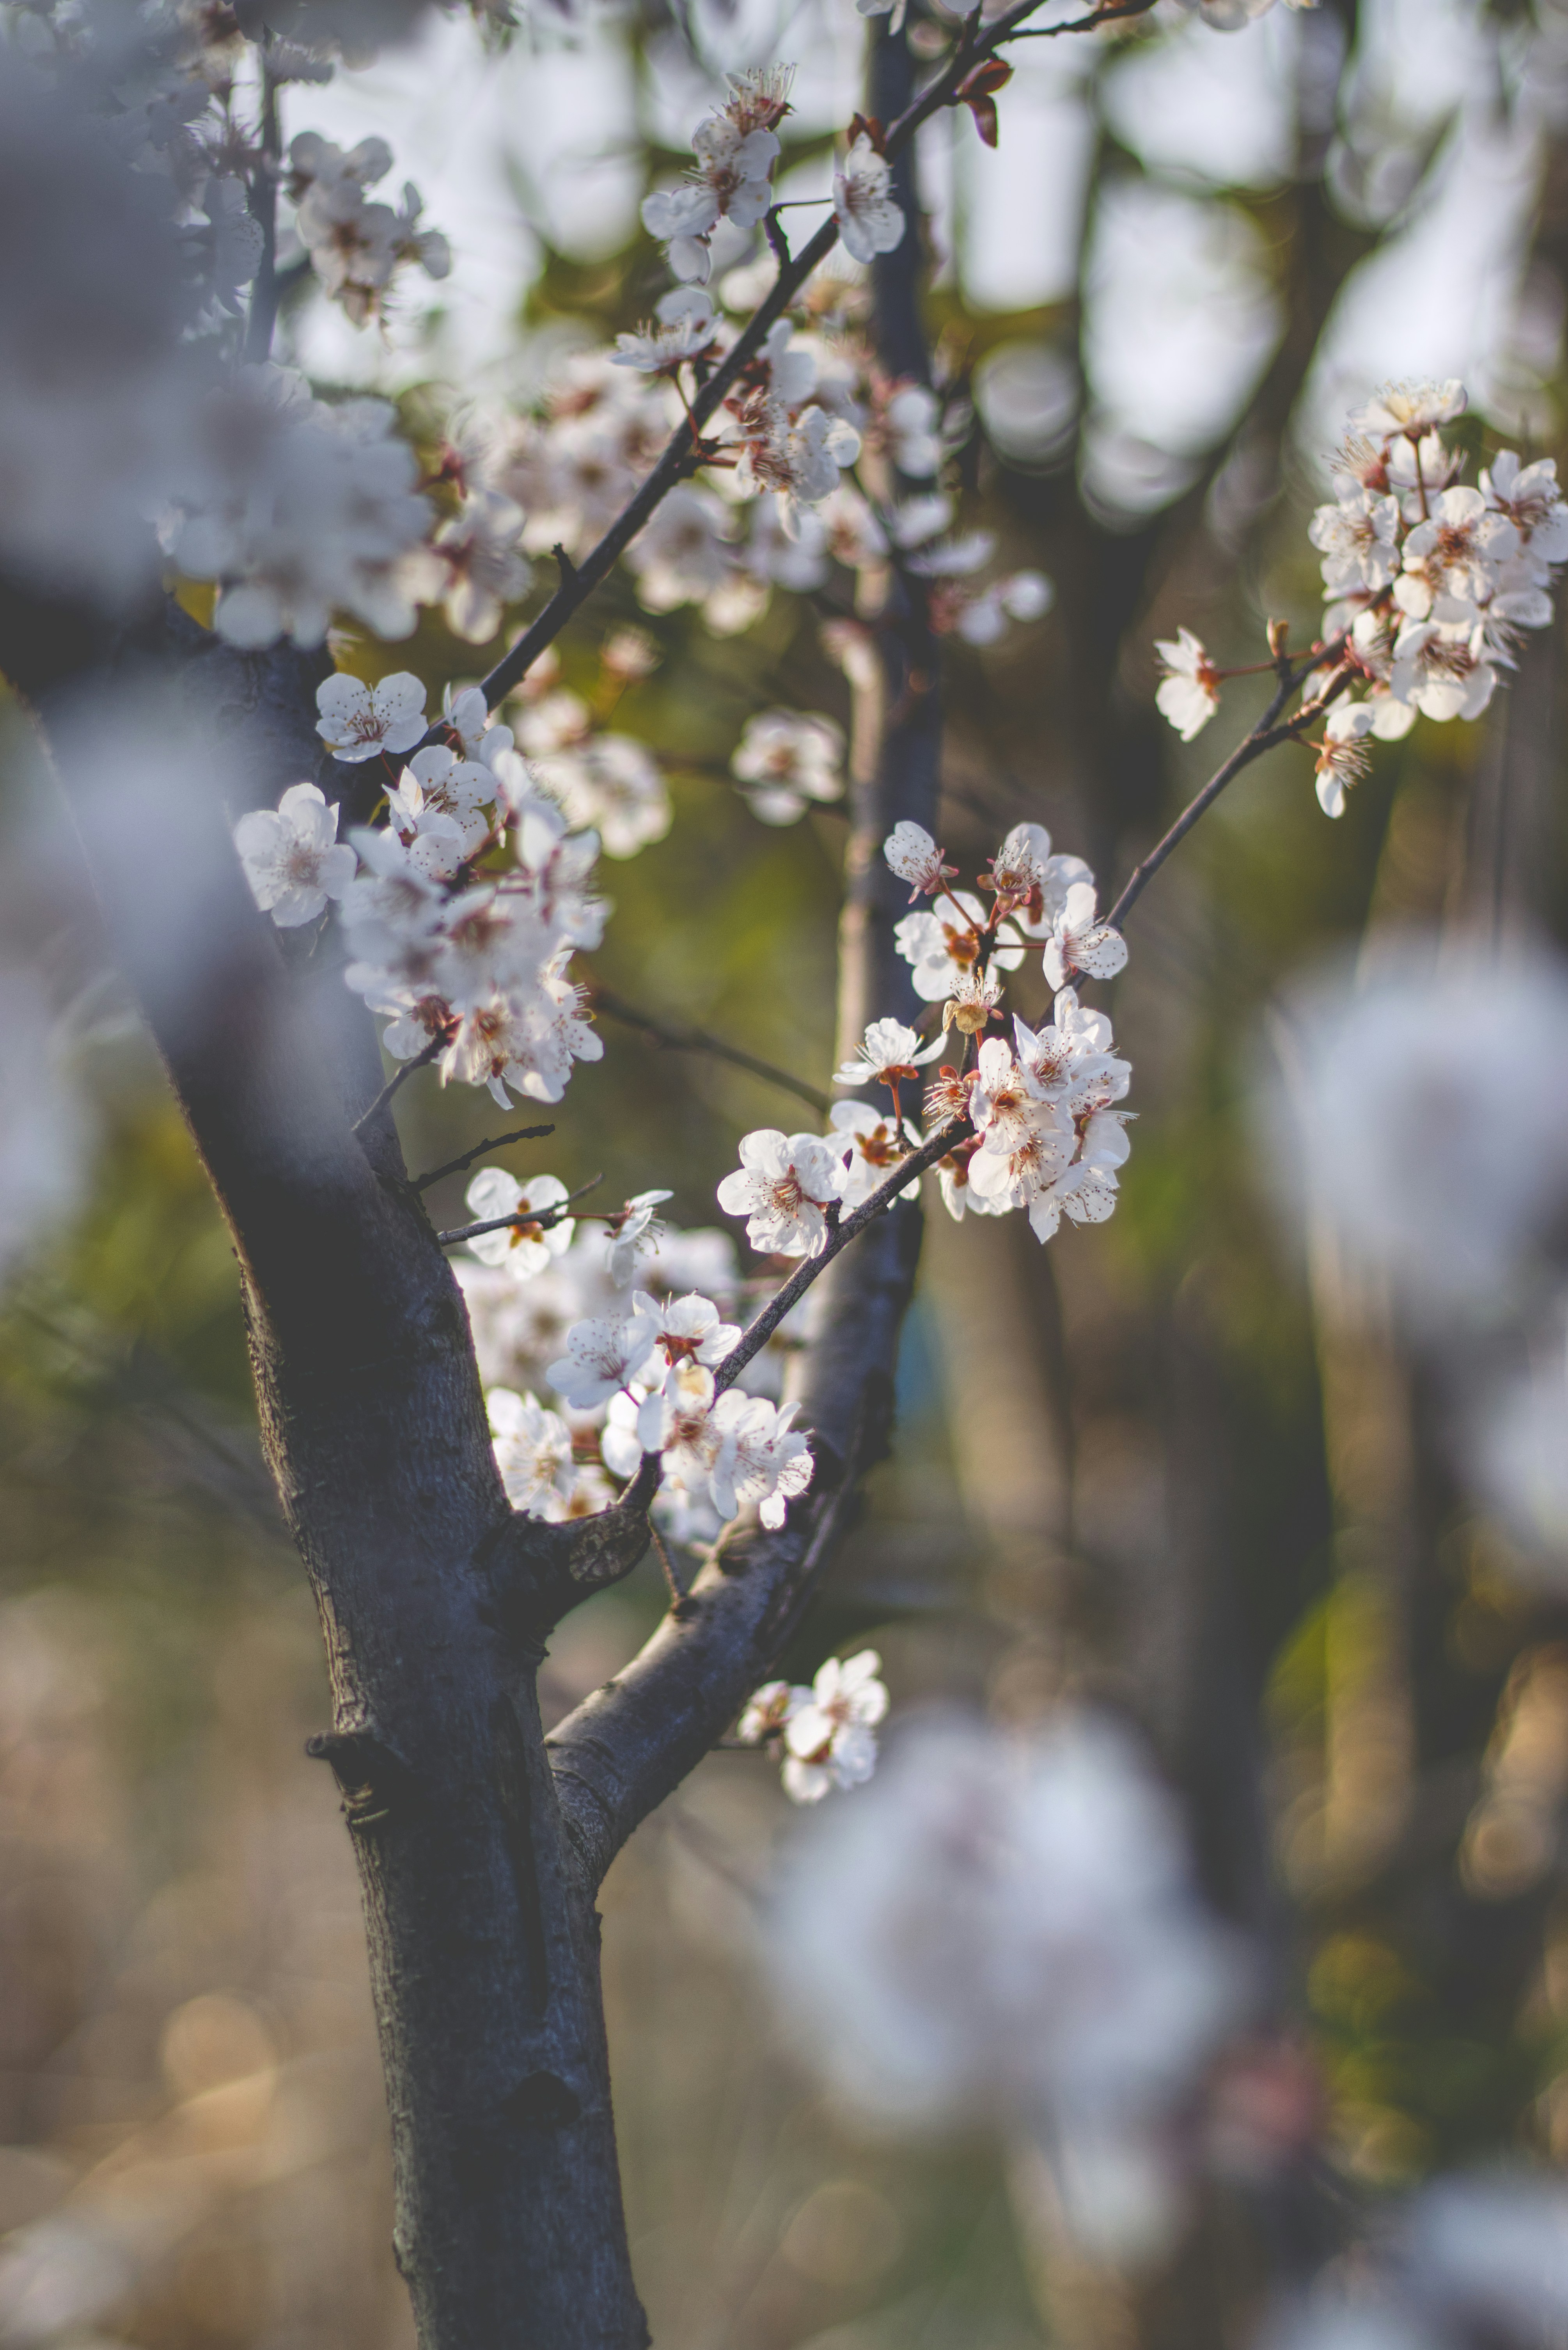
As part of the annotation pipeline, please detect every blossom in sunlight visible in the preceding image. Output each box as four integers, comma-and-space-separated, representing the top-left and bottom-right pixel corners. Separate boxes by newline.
316, 671, 427, 763
782, 1652, 889, 1803
968, 1101, 1077, 1241
834, 134, 905, 265
984, 824, 1093, 938
642, 87, 784, 283
1313, 701, 1375, 819
828, 1100, 921, 1209
488, 1387, 573, 1515
1394, 487, 1517, 625
603, 1190, 675, 1287
1350, 379, 1467, 440
713, 1392, 814, 1530
1481, 452, 1568, 567
897, 891, 1023, 1004
1154, 628, 1222, 741
1387, 618, 1497, 723
1260, 946, 1568, 1322
717, 1130, 848, 1258
731, 711, 845, 824
832, 1017, 944, 1090
1309, 486, 1403, 594
768, 1711, 1242, 2258
941, 967, 1007, 1037
545, 1315, 659, 1411
883, 822, 957, 901
1042, 882, 1128, 992
233, 784, 355, 928
464, 1170, 576, 1274
631, 1292, 742, 1372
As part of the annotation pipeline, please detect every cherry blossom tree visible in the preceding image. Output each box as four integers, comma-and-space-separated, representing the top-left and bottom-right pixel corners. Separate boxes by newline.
5, 2, 1568, 2348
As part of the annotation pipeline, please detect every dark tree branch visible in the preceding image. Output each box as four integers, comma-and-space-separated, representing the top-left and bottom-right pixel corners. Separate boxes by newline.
353, 1028, 446, 1134
412, 1124, 556, 1192
436, 1173, 601, 1249
591, 985, 832, 1114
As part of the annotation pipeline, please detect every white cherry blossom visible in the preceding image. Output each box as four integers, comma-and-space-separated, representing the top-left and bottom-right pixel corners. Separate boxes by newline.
1481, 451, 1568, 568
464, 1170, 576, 1273
717, 1129, 848, 1257
1043, 883, 1128, 991
544, 1315, 659, 1411
833, 1016, 945, 1089
316, 671, 427, 763
834, 134, 905, 265
828, 1100, 921, 1209
883, 822, 956, 900
1394, 486, 1517, 623
1388, 618, 1497, 722
711, 1392, 815, 1530
1350, 379, 1467, 439
782, 1651, 889, 1803
1309, 486, 1402, 593
603, 1190, 674, 1287
896, 889, 1023, 1004
968, 1102, 1077, 1240
488, 1387, 573, 1515
630, 1291, 742, 1372
1154, 628, 1221, 741
1314, 701, 1375, 819
233, 783, 355, 928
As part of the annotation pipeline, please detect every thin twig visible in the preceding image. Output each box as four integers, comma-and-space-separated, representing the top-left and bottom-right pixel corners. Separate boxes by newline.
592, 987, 832, 1115
412, 1124, 556, 1192
436, 1173, 602, 1249
648, 1519, 686, 1603
1104, 683, 1314, 932
715, 1119, 972, 1395
352, 1030, 445, 1136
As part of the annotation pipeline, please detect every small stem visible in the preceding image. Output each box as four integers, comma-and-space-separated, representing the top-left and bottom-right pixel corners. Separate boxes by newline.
352, 1030, 445, 1136
592, 987, 831, 1115
1104, 687, 1311, 933
648, 1520, 685, 1602
436, 1174, 603, 1250
411, 1124, 556, 1192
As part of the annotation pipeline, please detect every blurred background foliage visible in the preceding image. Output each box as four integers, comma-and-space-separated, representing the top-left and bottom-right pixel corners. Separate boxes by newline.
4, 0, 1568, 2344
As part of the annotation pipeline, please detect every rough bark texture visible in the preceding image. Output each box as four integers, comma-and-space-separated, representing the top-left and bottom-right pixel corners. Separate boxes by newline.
6, 596, 649, 2350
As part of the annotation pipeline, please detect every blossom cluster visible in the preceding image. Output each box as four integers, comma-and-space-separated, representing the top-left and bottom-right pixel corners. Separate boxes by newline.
713, 820, 1132, 1257
1155, 382, 1566, 822
285, 131, 450, 327
235, 671, 603, 1110
736, 1651, 889, 1804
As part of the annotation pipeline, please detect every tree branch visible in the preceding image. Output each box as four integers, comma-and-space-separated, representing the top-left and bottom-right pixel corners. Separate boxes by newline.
352, 1028, 446, 1134
436, 1173, 602, 1248
411, 1123, 555, 1192
591, 985, 832, 1114
1104, 672, 1318, 932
